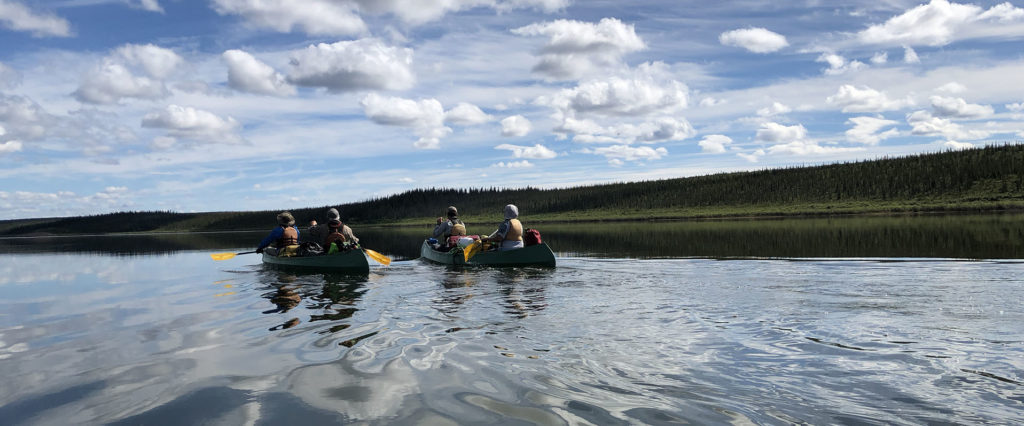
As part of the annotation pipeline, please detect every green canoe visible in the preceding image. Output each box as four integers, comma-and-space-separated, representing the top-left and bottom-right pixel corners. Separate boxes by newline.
262, 249, 370, 273
419, 240, 556, 267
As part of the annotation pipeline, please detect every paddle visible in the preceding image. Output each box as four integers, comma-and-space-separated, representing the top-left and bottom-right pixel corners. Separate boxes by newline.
463, 240, 483, 262
363, 248, 392, 266
210, 250, 257, 261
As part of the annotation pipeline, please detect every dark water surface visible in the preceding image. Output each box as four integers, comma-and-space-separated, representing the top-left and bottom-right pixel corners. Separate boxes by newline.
1, 214, 1022, 424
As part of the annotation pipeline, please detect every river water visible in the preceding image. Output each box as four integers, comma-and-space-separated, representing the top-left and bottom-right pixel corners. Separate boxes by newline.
1, 214, 1022, 424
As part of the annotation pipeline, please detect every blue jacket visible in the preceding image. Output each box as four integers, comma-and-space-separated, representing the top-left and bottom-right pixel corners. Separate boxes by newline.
258, 226, 299, 250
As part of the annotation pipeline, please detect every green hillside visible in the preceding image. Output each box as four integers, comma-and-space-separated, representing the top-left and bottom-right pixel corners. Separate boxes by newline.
3, 144, 1022, 236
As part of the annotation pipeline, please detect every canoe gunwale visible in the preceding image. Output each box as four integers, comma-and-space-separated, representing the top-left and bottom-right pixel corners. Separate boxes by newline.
261, 249, 370, 273
419, 240, 556, 267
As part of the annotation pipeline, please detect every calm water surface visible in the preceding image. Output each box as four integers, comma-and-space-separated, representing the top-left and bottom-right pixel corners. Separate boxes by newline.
1, 215, 1022, 424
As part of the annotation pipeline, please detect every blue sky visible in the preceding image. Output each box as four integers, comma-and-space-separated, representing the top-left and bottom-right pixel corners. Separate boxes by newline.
1, 0, 1023, 220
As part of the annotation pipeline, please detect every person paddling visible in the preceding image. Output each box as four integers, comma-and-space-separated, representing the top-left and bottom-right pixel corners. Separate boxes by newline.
433, 206, 467, 247
306, 208, 358, 247
481, 204, 523, 251
256, 212, 299, 255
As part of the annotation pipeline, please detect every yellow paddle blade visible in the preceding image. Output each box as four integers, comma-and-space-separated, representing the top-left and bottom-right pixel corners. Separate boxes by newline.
210, 252, 238, 261
364, 248, 391, 266
463, 241, 482, 262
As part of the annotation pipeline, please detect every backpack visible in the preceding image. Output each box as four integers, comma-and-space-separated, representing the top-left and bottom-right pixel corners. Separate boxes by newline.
524, 228, 541, 246
299, 241, 324, 256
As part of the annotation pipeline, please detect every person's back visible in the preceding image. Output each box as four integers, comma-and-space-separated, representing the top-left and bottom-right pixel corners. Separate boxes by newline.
433, 206, 466, 244
325, 219, 347, 247
304, 208, 338, 245
483, 204, 523, 251
257, 212, 300, 255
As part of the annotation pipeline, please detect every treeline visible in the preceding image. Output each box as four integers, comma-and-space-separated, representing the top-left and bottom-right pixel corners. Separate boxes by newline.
3, 144, 1022, 236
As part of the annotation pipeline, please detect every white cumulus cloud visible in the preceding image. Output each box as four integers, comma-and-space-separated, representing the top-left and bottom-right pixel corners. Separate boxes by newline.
222, 49, 296, 96
500, 115, 532, 137
929, 96, 993, 118
816, 53, 866, 75
0, 94, 51, 141
444, 103, 493, 126
492, 160, 534, 168
286, 39, 415, 92
858, 0, 1024, 47
584, 145, 667, 163
936, 82, 967, 93
698, 134, 732, 154
541, 63, 688, 118
569, 117, 695, 144
719, 27, 789, 53
827, 84, 914, 113
495, 143, 556, 159
74, 62, 166, 104
0, 0, 71, 37
906, 110, 989, 140
757, 122, 858, 155
73, 44, 182, 104
211, 0, 366, 36
757, 102, 792, 117
845, 116, 900, 145
115, 44, 182, 79
361, 93, 450, 149
756, 122, 807, 143
512, 17, 646, 79
141, 105, 243, 143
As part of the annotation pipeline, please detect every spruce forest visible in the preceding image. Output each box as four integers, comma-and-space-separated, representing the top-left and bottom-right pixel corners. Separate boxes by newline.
3, 144, 1022, 236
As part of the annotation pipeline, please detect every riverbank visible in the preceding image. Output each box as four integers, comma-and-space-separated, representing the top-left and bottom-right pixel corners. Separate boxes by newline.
371, 198, 1024, 227
4, 198, 1024, 237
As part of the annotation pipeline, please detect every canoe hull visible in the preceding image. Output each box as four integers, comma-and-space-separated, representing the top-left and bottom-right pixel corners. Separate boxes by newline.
419, 240, 556, 267
262, 249, 370, 273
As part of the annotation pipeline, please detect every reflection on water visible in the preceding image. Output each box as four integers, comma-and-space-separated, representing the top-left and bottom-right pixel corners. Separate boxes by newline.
0, 215, 1022, 424
542, 213, 1024, 259
3, 213, 1023, 259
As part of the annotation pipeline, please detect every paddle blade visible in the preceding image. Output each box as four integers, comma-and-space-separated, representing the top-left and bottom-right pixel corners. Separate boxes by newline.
210, 252, 238, 261
364, 248, 391, 266
463, 241, 482, 262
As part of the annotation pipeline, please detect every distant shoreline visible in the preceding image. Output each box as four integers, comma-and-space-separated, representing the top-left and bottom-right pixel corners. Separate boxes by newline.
5, 204, 1023, 238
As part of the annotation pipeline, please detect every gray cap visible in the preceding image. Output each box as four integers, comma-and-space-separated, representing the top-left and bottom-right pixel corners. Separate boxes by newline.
326, 208, 340, 221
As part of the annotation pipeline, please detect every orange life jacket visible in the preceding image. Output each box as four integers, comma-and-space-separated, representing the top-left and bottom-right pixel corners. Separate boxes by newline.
277, 226, 298, 247
325, 228, 346, 246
